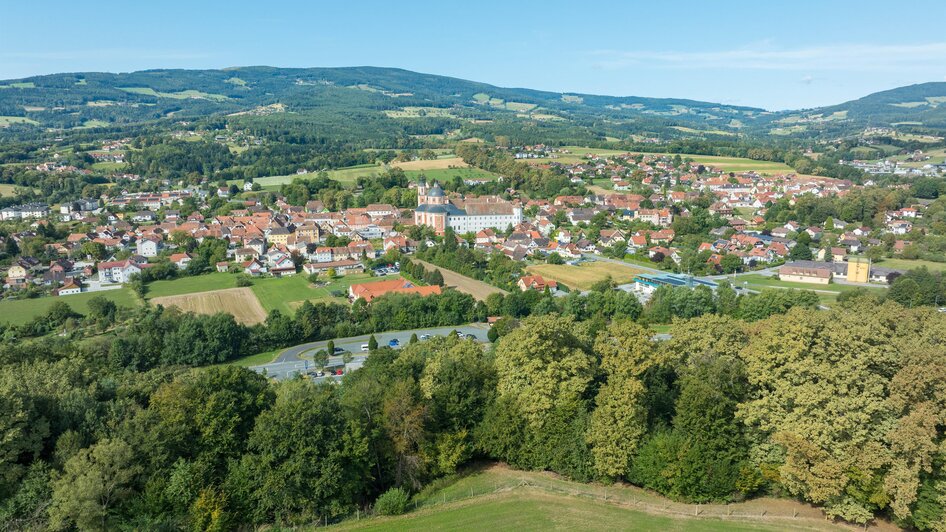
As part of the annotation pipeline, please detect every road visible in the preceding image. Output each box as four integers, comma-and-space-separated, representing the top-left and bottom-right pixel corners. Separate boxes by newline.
253, 323, 490, 380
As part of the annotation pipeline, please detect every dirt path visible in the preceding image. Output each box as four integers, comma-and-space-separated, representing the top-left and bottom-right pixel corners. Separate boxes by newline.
414, 260, 507, 301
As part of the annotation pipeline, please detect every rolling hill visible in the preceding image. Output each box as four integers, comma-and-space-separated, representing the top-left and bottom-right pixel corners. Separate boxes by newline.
1, 66, 944, 141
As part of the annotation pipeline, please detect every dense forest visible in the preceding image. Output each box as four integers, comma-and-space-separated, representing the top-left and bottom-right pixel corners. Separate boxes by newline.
3, 290, 946, 530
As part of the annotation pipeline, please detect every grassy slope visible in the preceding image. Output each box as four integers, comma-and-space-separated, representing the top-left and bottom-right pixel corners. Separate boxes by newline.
0, 288, 140, 326
145, 272, 238, 299
331, 465, 842, 532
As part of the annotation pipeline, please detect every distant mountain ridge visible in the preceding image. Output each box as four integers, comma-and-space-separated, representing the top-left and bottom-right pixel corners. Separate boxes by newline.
0, 66, 944, 139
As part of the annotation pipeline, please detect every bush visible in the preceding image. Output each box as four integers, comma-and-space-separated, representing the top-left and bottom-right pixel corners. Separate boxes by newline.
235, 274, 253, 287
374, 487, 409, 516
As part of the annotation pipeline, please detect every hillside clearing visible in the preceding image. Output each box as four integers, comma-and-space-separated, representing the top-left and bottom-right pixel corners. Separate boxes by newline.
0, 288, 141, 326
150, 287, 267, 325
330, 464, 855, 531
527, 261, 645, 290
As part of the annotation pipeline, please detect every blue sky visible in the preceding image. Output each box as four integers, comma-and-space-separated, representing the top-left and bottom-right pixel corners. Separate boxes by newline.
2, 0, 945, 110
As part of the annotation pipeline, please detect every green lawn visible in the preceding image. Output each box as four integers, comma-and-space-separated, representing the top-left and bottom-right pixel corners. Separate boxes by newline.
250, 275, 331, 315
738, 274, 886, 294
0, 288, 141, 326
873, 258, 946, 273
225, 348, 280, 367
145, 272, 238, 299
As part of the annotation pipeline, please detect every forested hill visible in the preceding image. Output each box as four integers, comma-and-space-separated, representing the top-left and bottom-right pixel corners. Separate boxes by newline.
0, 66, 944, 141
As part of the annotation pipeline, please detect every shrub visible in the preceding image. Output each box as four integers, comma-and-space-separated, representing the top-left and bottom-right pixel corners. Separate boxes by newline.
374, 487, 409, 516
235, 274, 253, 287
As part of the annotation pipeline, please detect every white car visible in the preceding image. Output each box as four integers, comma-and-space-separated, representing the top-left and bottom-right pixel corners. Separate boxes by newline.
419, 334, 431, 340
361, 343, 370, 352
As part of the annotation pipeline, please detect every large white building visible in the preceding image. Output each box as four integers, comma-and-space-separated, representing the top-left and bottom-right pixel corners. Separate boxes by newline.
414, 180, 522, 235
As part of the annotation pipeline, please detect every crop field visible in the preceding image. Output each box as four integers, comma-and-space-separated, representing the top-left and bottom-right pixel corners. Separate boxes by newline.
390, 156, 469, 170
332, 464, 844, 532
414, 260, 506, 301
526, 261, 645, 290
0, 288, 141, 326
151, 287, 268, 325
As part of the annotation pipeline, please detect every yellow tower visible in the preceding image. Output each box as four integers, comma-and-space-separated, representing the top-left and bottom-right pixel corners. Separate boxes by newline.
846, 257, 870, 283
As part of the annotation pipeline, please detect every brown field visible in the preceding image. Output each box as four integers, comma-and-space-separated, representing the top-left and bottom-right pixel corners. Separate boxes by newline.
414, 260, 506, 301
391, 157, 469, 171
527, 261, 645, 290
151, 287, 268, 325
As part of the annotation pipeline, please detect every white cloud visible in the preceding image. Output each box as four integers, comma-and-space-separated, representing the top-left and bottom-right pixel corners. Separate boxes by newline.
590, 43, 946, 72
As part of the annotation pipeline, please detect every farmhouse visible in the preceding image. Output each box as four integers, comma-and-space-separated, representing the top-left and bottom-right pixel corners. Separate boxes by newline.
517, 275, 558, 292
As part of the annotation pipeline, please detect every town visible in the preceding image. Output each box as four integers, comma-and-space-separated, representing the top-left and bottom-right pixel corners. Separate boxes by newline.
1, 146, 927, 307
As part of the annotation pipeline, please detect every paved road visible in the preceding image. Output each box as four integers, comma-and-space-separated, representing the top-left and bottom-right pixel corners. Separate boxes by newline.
253, 323, 490, 380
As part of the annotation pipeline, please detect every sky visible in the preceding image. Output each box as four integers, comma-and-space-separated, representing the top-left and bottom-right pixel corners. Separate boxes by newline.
2, 0, 946, 110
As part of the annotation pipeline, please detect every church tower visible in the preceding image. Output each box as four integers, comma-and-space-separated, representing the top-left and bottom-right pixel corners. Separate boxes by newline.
417, 178, 428, 206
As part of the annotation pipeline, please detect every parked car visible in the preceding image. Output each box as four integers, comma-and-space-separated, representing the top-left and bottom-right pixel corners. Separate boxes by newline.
333, 347, 347, 355
388, 338, 400, 347
419, 334, 431, 341
361, 343, 370, 352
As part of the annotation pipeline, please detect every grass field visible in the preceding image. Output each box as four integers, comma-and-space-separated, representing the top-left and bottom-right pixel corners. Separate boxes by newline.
331, 464, 844, 532
91, 161, 128, 171
738, 274, 886, 293
872, 257, 946, 272
232, 155, 479, 189
0, 116, 39, 127
0, 288, 141, 326
250, 273, 399, 315
118, 87, 230, 101
403, 167, 498, 183
151, 287, 268, 325
145, 272, 239, 299
521, 146, 795, 175
143, 272, 398, 320
526, 261, 646, 290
